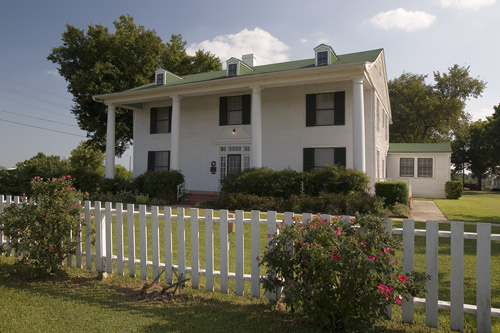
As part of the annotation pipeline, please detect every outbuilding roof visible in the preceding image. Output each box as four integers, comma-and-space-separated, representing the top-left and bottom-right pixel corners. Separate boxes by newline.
388, 143, 452, 153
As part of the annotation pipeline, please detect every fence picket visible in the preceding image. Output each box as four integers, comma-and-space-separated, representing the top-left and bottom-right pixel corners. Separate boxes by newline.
76, 200, 82, 269
95, 201, 104, 272
139, 205, 148, 280
303, 212, 312, 224
191, 208, 199, 289
84, 201, 92, 270
67, 228, 73, 267
0, 195, 3, 247
235, 210, 245, 296
402, 219, 415, 323
220, 209, 229, 293
164, 207, 173, 284
384, 218, 393, 320
151, 206, 160, 282
265, 211, 278, 301
450, 221, 464, 331
205, 209, 214, 292
477, 223, 491, 333
177, 208, 186, 280
5, 196, 11, 256
426, 220, 439, 328
116, 203, 124, 276
127, 203, 136, 278
105, 202, 113, 274
251, 210, 260, 298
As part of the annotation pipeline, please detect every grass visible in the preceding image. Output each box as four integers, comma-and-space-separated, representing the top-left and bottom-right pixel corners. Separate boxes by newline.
2, 203, 500, 332
432, 190, 500, 224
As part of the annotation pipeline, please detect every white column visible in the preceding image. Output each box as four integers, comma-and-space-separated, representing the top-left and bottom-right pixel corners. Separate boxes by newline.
352, 77, 366, 172
251, 86, 262, 167
170, 95, 181, 170
104, 104, 116, 179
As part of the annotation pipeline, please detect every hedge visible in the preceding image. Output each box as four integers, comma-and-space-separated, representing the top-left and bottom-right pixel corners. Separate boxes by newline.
374, 181, 409, 207
445, 181, 463, 199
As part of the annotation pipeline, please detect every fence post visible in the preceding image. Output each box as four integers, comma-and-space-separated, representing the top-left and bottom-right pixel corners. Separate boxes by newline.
127, 203, 136, 278
251, 210, 261, 298
402, 219, 415, 324
265, 211, 279, 301
425, 220, 439, 328
151, 206, 160, 282
384, 218, 393, 320
84, 201, 92, 270
139, 205, 148, 280
105, 202, 113, 274
164, 207, 173, 284
116, 203, 124, 276
219, 209, 229, 294
75, 200, 82, 269
235, 210, 245, 296
177, 207, 186, 282
5, 196, 11, 256
205, 209, 214, 291
450, 221, 464, 332
477, 223, 491, 333
95, 201, 105, 273
191, 208, 199, 289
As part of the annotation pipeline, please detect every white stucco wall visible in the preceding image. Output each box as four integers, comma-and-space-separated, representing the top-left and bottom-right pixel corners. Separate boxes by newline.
386, 152, 451, 198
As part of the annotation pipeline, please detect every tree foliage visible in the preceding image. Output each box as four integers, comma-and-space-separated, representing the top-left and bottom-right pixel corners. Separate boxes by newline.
48, 15, 222, 156
389, 65, 486, 143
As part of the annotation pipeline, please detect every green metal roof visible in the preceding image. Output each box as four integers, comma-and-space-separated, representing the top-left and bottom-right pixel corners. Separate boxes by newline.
129, 48, 384, 92
388, 143, 452, 153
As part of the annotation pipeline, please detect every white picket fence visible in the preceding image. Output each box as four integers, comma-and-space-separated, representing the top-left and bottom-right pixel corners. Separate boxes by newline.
1, 195, 499, 332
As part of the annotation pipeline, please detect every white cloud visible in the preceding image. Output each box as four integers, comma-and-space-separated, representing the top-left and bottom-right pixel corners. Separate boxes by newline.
45, 69, 61, 77
186, 28, 289, 66
368, 8, 436, 32
300, 38, 308, 43
470, 107, 494, 121
440, 0, 495, 9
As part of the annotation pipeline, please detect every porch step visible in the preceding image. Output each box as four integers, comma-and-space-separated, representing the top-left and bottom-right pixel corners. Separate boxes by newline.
183, 191, 218, 205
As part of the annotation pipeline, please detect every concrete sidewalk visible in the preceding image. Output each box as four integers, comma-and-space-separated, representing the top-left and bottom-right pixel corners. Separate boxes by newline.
410, 200, 448, 222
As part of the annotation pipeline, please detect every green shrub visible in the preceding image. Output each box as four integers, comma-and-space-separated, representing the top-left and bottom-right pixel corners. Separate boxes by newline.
139, 170, 184, 204
261, 214, 428, 332
0, 176, 85, 275
445, 181, 463, 199
220, 168, 303, 198
213, 193, 283, 211
375, 181, 409, 207
321, 192, 384, 216
304, 164, 370, 196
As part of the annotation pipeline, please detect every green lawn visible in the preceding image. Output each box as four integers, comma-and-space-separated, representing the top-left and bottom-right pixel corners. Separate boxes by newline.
433, 190, 500, 224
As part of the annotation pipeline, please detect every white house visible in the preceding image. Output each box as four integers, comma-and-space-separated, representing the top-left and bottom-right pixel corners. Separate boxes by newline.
386, 143, 452, 198
93, 44, 391, 193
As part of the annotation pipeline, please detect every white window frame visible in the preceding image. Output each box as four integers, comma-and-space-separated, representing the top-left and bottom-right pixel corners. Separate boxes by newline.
219, 145, 251, 182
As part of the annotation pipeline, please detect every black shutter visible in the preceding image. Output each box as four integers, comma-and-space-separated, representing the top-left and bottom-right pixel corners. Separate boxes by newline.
147, 151, 155, 171
242, 94, 251, 124
167, 151, 171, 171
150, 108, 158, 134
219, 97, 228, 126
334, 147, 346, 167
303, 148, 315, 171
306, 94, 316, 127
334, 91, 345, 125
168, 106, 172, 133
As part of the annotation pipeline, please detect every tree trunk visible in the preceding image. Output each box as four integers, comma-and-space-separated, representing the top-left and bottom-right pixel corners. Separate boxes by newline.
477, 177, 482, 190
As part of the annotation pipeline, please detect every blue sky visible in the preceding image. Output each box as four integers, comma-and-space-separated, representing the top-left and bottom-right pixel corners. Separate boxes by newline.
1, 0, 499, 168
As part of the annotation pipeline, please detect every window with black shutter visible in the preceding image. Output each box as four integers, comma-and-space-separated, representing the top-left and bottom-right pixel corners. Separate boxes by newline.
147, 151, 170, 172
303, 147, 347, 171
150, 107, 172, 134
219, 95, 251, 125
306, 92, 345, 126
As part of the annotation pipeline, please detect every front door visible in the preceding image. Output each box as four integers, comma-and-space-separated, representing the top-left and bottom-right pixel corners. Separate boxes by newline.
227, 154, 241, 175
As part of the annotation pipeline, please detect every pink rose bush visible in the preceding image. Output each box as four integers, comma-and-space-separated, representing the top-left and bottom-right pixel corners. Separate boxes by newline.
260, 214, 428, 332
0, 176, 86, 275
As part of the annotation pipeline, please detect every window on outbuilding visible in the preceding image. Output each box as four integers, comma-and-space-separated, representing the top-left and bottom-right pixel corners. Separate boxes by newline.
306, 92, 345, 126
399, 158, 414, 177
147, 151, 170, 172
219, 95, 251, 125
303, 147, 346, 171
418, 158, 433, 177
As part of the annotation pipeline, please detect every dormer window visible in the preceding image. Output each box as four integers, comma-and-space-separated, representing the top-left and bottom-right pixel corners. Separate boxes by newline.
314, 44, 338, 67
156, 73, 164, 85
228, 63, 237, 77
317, 51, 328, 66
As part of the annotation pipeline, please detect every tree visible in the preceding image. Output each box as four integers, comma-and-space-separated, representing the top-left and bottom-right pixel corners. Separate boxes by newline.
48, 15, 222, 156
69, 141, 105, 193
466, 121, 494, 189
389, 65, 486, 143
487, 104, 500, 176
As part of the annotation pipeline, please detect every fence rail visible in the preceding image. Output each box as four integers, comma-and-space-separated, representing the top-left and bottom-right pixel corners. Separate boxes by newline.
1, 195, 499, 332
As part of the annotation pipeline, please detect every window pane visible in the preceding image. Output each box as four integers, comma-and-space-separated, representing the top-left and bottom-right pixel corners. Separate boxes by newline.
418, 158, 433, 177
228, 110, 242, 124
317, 51, 328, 66
228, 64, 237, 77
400, 158, 414, 177
155, 151, 169, 171
314, 148, 334, 168
228, 96, 242, 111
156, 107, 170, 133
316, 93, 334, 125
